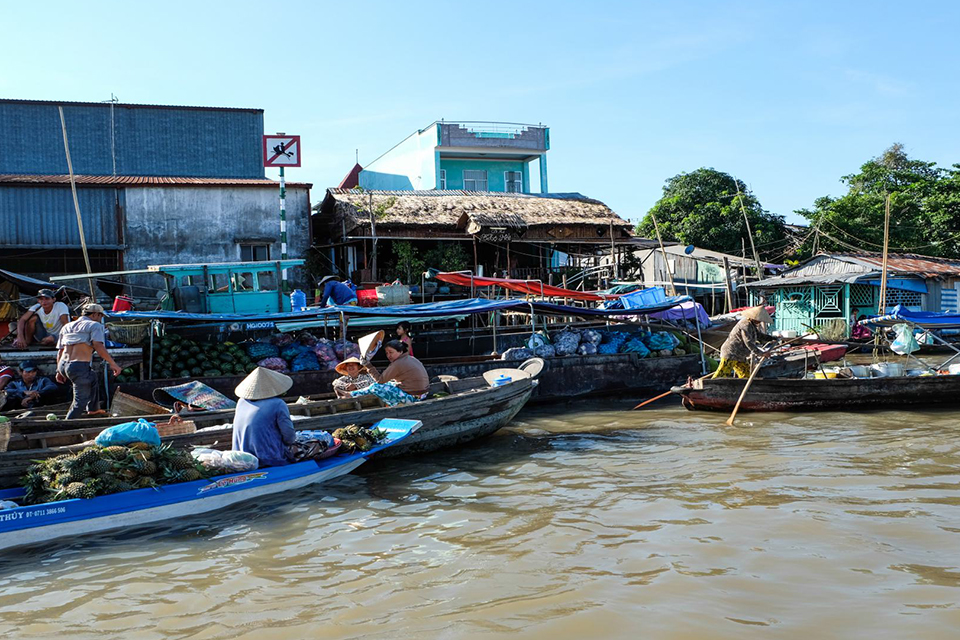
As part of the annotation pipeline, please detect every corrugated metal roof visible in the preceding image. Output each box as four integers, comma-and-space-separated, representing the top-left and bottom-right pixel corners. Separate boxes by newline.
745, 251, 960, 288
0, 174, 312, 188
780, 252, 960, 280
830, 252, 960, 279
0, 98, 262, 113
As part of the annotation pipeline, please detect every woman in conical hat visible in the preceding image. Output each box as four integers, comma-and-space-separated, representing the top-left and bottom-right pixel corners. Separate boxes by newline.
712, 306, 776, 379
332, 357, 376, 398
232, 367, 297, 467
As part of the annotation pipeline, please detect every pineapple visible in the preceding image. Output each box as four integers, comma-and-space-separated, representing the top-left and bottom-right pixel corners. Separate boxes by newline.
119, 468, 139, 482
102, 446, 128, 460
129, 442, 151, 451
89, 459, 114, 476
65, 482, 86, 499
175, 468, 202, 483
131, 459, 157, 476
75, 447, 101, 466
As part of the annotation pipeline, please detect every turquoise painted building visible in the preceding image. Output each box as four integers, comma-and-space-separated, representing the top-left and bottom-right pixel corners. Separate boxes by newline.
359, 121, 549, 193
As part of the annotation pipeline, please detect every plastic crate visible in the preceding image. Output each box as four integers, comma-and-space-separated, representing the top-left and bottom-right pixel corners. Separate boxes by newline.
357, 289, 378, 307
620, 286, 666, 310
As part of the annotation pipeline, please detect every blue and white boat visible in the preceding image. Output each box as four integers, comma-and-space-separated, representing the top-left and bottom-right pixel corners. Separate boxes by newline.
0, 418, 421, 552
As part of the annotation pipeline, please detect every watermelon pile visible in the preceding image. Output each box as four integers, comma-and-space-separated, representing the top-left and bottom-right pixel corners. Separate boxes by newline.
151, 334, 256, 379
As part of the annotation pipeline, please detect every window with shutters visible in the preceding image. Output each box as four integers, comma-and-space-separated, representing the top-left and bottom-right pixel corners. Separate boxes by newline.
505, 171, 523, 192
239, 244, 270, 262
463, 170, 487, 191
438, 169, 447, 190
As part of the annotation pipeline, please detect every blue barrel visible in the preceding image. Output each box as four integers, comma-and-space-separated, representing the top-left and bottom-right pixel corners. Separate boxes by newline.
494, 374, 512, 387
290, 289, 307, 312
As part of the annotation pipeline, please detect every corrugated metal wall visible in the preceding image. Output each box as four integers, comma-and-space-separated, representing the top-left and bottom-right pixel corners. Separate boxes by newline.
0, 186, 122, 248
0, 101, 264, 178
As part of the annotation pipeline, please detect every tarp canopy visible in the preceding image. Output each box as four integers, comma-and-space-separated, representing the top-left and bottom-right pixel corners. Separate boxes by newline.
648, 300, 710, 326
862, 305, 960, 329
109, 296, 690, 328
435, 272, 619, 301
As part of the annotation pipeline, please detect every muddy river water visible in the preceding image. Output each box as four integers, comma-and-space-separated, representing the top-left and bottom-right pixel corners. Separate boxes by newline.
1, 398, 959, 639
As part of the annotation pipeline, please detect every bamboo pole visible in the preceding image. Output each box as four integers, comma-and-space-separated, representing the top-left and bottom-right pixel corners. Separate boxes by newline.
734, 180, 764, 279
59, 106, 96, 299
649, 211, 676, 295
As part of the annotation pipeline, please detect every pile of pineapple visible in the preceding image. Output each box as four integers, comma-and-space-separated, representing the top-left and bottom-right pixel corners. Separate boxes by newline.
21, 442, 210, 505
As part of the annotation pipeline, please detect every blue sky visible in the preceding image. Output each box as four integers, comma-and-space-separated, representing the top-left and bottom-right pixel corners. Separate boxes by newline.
3, 1, 958, 225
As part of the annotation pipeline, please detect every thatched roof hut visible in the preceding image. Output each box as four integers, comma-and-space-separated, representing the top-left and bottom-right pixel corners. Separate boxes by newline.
315, 189, 634, 243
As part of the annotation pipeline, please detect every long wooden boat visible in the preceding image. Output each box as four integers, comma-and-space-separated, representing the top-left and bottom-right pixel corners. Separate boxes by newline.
0, 418, 421, 553
0, 376, 537, 487
671, 374, 960, 412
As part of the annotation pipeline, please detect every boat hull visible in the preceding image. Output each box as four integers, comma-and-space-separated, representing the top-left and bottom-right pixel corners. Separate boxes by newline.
673, 375, 960, 412
0, 379, 537, 487
0, 419, 420, 552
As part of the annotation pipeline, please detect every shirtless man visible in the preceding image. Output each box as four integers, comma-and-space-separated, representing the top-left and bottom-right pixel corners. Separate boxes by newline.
55, 303, 122, 419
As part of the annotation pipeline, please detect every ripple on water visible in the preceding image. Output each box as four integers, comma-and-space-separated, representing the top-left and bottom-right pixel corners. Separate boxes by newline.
1, 400, 960, 638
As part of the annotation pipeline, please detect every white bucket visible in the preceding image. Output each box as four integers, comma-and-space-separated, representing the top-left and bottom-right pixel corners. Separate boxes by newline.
948, 364, 960, 376
871, 362, 905, 378
847, 365, 870, 378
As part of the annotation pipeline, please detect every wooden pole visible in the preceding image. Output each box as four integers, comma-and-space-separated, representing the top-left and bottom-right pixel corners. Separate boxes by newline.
368, 192, 377, 281
878, 194, 892, 313
722, 256, 735, 313
609, 219, 617, 280
734, 180, 764, 279
59, 106, 96, 299
473, 236, 479, 276
649, 211, 676, 295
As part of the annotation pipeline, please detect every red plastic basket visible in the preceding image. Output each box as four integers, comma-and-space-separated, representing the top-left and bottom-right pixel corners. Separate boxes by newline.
357, 289, 378, 307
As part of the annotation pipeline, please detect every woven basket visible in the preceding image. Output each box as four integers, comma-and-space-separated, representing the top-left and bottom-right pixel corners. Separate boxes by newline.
106, 321, 150, 346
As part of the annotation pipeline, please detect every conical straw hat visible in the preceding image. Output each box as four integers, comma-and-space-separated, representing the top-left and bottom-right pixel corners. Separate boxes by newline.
741, 306, 772, 324
358, 330, 385, 360
235, 367, 294, 401
335, 357, 368, 376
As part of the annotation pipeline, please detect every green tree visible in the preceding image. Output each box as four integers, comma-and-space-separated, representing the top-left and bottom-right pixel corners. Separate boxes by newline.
636, 168, 787, 261
797, 144, 960, 259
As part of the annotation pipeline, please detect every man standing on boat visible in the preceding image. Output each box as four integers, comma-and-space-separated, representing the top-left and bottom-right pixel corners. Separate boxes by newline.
55, 303, 123, 419
713, 306, 775, 378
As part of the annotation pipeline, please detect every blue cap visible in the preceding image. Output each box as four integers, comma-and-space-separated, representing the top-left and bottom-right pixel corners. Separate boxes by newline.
19, 361, 37, 372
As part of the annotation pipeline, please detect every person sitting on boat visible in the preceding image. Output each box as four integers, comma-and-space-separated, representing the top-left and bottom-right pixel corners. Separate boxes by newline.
332, 357, 376, 398
352, 340, 430, 406
395, 321, 415, 357
713, 306, 776, 379
850, 309, 873, 341
232, 367, 297, 467
4, 361, 58, 409
13, 289, 70, 349
315, 276, 358, 307
0, 356, 14, 392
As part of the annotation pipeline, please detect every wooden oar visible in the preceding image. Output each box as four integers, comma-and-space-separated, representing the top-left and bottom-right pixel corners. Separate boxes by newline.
723, 332, 821, 425
723, 356, 769, 425
632, 373, 712, 410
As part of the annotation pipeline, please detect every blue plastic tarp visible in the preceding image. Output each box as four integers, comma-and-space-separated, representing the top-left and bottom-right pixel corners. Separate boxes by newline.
863, 279, 928, 294
862, 305, 960, 329
108, 296, 689, 326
